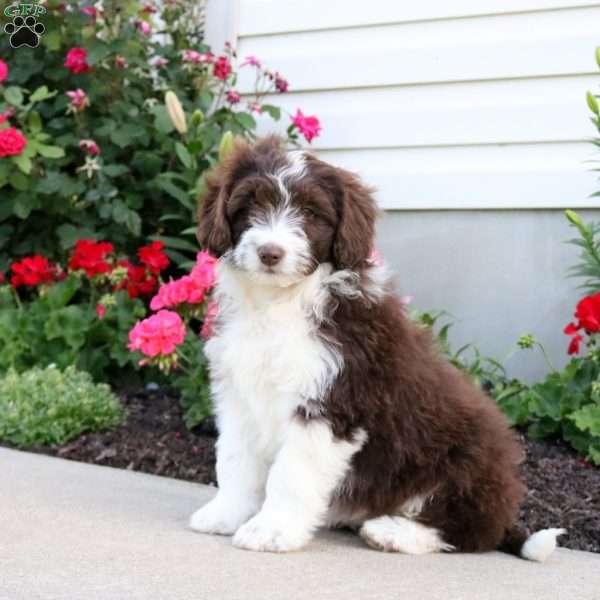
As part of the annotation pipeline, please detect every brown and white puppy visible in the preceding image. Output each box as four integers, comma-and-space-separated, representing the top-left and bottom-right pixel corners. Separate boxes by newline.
189, 136, 564, 559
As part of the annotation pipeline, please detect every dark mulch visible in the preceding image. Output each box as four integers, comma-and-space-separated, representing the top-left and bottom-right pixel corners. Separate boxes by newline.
15, 389, 600, 553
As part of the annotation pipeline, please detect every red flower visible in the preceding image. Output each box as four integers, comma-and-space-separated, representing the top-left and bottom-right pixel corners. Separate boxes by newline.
138, 241, 170, 274
10, 256, 58, 287
95, 304, 106, 319
65, 48, 91, 74
213, 56, 232, 80
116, 260, 157, 298
0, 59, 8, 84
69, 240, 114, 277
226, 90, 241, 104
291, 109, 321, 143
574, 292, 600, 332
568, 334, 584, 355
82, 6, 98, 18
0, 127, 27, 157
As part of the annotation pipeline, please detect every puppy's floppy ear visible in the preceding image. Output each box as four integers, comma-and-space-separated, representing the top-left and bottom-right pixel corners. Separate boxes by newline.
196, 139, 251, 257
332, 168, 379, 270
196, 169, 231, 257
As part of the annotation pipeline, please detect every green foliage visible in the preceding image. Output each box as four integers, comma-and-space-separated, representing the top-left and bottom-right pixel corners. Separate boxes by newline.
0, 0, 294, 271
0, 274, 146, 382
565, 210, 600, 294
0, 365, 124, 447
417, 309, 600, 465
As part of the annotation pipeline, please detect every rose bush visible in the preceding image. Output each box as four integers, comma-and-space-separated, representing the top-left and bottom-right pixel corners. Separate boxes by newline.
0, 0, 321, 272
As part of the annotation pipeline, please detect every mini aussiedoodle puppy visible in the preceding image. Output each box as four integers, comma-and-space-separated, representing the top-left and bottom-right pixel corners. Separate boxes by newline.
189, 136, 564, 559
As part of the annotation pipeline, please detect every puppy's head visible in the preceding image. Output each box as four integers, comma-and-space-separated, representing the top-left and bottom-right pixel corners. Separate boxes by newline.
197, 136, 377, 287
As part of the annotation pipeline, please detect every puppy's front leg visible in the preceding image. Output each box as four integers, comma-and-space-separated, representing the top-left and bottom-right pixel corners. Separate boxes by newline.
232, 419, 366, 552
189, 409, 268, 535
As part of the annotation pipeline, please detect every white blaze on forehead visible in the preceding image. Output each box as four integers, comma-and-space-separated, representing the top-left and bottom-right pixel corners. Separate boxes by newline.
271, 150, 306, 205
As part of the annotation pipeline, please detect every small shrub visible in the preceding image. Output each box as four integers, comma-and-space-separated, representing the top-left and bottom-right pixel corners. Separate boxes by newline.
0, 365, 124, 447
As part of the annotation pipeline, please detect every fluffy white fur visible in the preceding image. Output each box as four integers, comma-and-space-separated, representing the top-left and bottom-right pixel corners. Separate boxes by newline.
189, 251, 367, 551
521, 528, 566, 562
359, 516, 454, 554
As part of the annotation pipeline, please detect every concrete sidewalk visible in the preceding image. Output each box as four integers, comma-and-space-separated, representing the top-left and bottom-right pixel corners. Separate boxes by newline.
0, 449, 598, 600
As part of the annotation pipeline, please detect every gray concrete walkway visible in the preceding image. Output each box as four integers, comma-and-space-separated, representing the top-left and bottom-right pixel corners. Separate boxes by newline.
0, 448, 598, 600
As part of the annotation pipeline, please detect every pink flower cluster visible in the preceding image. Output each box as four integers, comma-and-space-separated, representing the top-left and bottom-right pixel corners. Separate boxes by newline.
128, 251, 218, 364
128, 310, 186, 357
150, 250, 217, 310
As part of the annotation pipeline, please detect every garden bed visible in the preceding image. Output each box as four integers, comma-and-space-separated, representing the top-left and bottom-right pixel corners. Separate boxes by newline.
12, 388, 600, 554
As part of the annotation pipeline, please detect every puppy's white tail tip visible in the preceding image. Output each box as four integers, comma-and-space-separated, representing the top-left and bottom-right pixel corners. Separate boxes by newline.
521, 528, 567, 563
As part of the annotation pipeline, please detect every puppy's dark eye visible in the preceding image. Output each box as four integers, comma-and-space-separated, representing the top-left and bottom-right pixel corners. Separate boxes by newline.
301, 207, 317, 220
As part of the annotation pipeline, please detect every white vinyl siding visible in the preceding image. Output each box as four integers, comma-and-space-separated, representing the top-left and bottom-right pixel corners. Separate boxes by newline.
222, 1, 600, 209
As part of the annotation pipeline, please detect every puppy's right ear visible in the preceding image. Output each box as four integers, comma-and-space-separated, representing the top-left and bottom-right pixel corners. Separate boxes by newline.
196, 169, 231, 257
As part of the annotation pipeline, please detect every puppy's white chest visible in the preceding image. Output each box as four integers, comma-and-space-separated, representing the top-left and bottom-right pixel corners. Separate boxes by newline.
206, 302, 340, 448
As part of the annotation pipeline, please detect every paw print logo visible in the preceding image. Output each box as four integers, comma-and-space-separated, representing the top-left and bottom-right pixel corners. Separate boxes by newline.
4, 16, 45, 49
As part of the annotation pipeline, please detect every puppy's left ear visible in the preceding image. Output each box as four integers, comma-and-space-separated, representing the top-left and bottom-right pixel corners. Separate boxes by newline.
332, 169, 379, 270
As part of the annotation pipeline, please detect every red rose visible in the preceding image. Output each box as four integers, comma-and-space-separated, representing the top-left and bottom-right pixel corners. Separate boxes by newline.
137, 240, 170, 274
10, 256, 58, 287
69, 239, 114, 277
65, 48, 91, 74
0, 59, 8, 84
291, 109, 321, 143
0, 127, 27, 157
574, 292, 600, 332
213, 56, 232, 80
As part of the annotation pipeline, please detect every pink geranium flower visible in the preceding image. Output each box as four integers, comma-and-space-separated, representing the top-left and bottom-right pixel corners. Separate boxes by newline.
128, 310, 186, 357
274, 72, 288, 93
95, 304, 106, 319
153, 57, 169, 67
66, 89, 89, 112
190, 250, 218, 290
292, 109, 321, 143
0, 59, 8, 84
65, 48, 91, 74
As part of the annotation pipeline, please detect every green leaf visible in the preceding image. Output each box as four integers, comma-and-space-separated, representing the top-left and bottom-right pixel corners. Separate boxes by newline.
104, 164, 130, 177
37, 144, 65, 159
12, 153, 32, 175
29, 85, 57, 103
155, 177, 194, 210
261, 104, 281, 121
4, 86, 24, 107
28, 112, 43, 133
234, 112, 257, 130
9, 171, 29, 191
175, 142, 193, 169
152, 105, 174, 134
151, 235, 198, 253
570, 404, 600, 437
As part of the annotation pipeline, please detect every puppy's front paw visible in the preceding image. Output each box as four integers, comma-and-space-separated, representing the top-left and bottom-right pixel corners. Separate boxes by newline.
232, 513, 309, 553
189, 499, 247, 536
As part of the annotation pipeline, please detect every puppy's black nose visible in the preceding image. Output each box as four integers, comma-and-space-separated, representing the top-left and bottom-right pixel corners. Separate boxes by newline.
258, 244, 285, 267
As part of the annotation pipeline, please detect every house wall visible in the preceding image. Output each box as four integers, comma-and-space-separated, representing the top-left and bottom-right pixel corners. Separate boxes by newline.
206, 0, 600, 379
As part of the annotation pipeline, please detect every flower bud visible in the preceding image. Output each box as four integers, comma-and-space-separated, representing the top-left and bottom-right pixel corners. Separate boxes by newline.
191, 109, 204, 126
165, 90, 187, 134
565, 209, 583, 227
218, 131, 234, 161
586, 91, 599, 115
